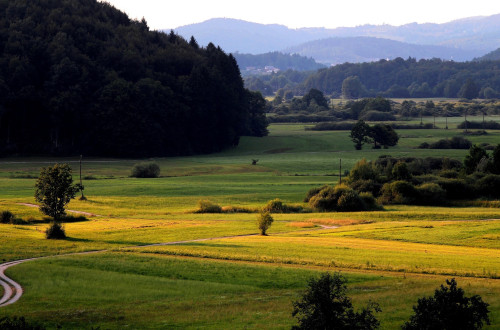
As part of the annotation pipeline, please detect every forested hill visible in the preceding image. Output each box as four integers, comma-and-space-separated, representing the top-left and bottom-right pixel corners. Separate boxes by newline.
248, 57, 500, 99
0, 0, 268, 157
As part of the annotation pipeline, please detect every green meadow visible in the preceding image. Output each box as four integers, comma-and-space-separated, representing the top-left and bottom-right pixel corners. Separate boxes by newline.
1, 118, 500, 329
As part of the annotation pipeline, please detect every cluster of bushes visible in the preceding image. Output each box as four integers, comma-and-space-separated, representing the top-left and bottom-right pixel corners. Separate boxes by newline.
458, 120, 500, 130
305, 184, 381, 212
344, 146, 500, 206
268, 114, 336, 124
131, 162, 161, 178
195, 198, 304, 214
0, 211, 27, 225
308, 121, 434, 132
418, 136, 472, 149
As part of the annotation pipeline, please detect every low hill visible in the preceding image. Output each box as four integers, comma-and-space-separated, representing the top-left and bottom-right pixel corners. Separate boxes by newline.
0, 0, 268, 157
475, 48, 500, 61
284, 37, 479, 65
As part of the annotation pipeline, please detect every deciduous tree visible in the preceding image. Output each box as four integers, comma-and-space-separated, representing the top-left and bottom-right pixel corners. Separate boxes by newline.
292, 273, 380, 329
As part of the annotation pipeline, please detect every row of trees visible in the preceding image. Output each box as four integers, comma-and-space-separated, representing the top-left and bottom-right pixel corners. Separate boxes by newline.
246, 57, 500, 99
0, 0, 268, 157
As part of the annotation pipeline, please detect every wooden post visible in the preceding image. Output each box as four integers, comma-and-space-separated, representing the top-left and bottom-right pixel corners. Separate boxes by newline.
79, 154, 86, 200
339, 158, 342, 185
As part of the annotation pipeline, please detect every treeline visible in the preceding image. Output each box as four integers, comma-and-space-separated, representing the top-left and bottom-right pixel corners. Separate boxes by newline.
247, 57, 500, 99
0, 0, 268, 157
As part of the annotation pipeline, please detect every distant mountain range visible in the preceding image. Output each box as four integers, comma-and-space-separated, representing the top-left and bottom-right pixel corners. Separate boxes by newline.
172, 15, 500, 66
284, 37, 480, 65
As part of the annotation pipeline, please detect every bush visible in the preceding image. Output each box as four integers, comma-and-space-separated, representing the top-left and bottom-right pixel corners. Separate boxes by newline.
304, 185, 328, 202
349, 179, 383, 197
436, 178, 476, 200
195, 200, 222, 213
263, 198, 286, 213
458, 120, 500, 130
45, 222, 66, 239
419, 136, 472, 149
379, 181, 417, 204
1, 210, 15, 223
415, 183, 447, 205
336, 189, 366, 212
475, 174, 500, 198
308, 185, 371, 212
131, 162, 160, 178
438, 169, 459, 178
0, 316, 45, 330
359, 110, 396, 121
360, 192, 382, 211
262, 198, 303, 213
347, 159, 379, 182
257, 211, 274, 235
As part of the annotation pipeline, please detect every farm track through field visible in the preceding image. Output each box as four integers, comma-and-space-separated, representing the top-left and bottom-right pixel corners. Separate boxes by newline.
0, 224, 338, 308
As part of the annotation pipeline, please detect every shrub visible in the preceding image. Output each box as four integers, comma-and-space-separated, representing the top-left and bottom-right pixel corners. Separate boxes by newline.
309, 185, 370, 212
257, 211, 274, 235
0, 316, 45, 330
458, 120, 500, 130
1, 210, 15, 224
262, 198, 303, 213
131, 162, 160, 178
196, 200, 222, 213
360, 192, 382, 211
45, 222, 66, 239
379, 181, 417, 204
308, 186, 336, 212
475, 174, 500, 198
416, 183, 447, 206
349, 179, 383, 196
359, 110, 396, 121
436, 178, 476, 200
438, 169, 459, 178
304, 185, 328, 202
419, 136, 472, 150
392, 161, 412, 181
263, 198, 286, 213
347, 159, 379, 182
336, 189, 367, 212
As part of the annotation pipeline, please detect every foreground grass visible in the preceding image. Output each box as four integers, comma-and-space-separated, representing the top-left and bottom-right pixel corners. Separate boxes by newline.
0, 122, 499, 328
2, 253, 499, 329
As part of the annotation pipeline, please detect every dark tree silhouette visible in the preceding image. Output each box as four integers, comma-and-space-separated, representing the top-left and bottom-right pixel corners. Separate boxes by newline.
292, 273, 380, 329
402, 278, 490, 330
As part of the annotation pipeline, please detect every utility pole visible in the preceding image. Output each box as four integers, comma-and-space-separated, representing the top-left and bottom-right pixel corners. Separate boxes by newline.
79, 154, 86, 200
339, 158, 342, 185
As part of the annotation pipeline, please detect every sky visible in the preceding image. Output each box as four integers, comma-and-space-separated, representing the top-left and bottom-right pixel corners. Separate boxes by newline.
100, 0, 500, 30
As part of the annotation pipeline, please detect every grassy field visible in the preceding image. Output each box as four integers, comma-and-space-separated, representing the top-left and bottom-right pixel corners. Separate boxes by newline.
0, 119, 499, 329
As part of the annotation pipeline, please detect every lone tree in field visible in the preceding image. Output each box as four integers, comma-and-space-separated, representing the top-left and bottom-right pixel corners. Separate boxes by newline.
292, 272, 380, 329
350, 120, 371, 150
35, 164, 80, 221
402, 278, 490, 330
257, 211, 274, 235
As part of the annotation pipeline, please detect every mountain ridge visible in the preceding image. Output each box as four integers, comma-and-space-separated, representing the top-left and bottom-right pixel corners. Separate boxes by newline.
172, 15, 500, 63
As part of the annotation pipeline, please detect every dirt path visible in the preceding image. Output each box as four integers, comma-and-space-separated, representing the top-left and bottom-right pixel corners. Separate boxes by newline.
16, 203, 102, 217
0, 223, 340, 308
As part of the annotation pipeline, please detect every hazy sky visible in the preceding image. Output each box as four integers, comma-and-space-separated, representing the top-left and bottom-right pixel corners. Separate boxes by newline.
101, 0, 500, 30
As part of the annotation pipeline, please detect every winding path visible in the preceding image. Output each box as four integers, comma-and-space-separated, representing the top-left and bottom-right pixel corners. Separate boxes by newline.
0, 223, 340, 308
